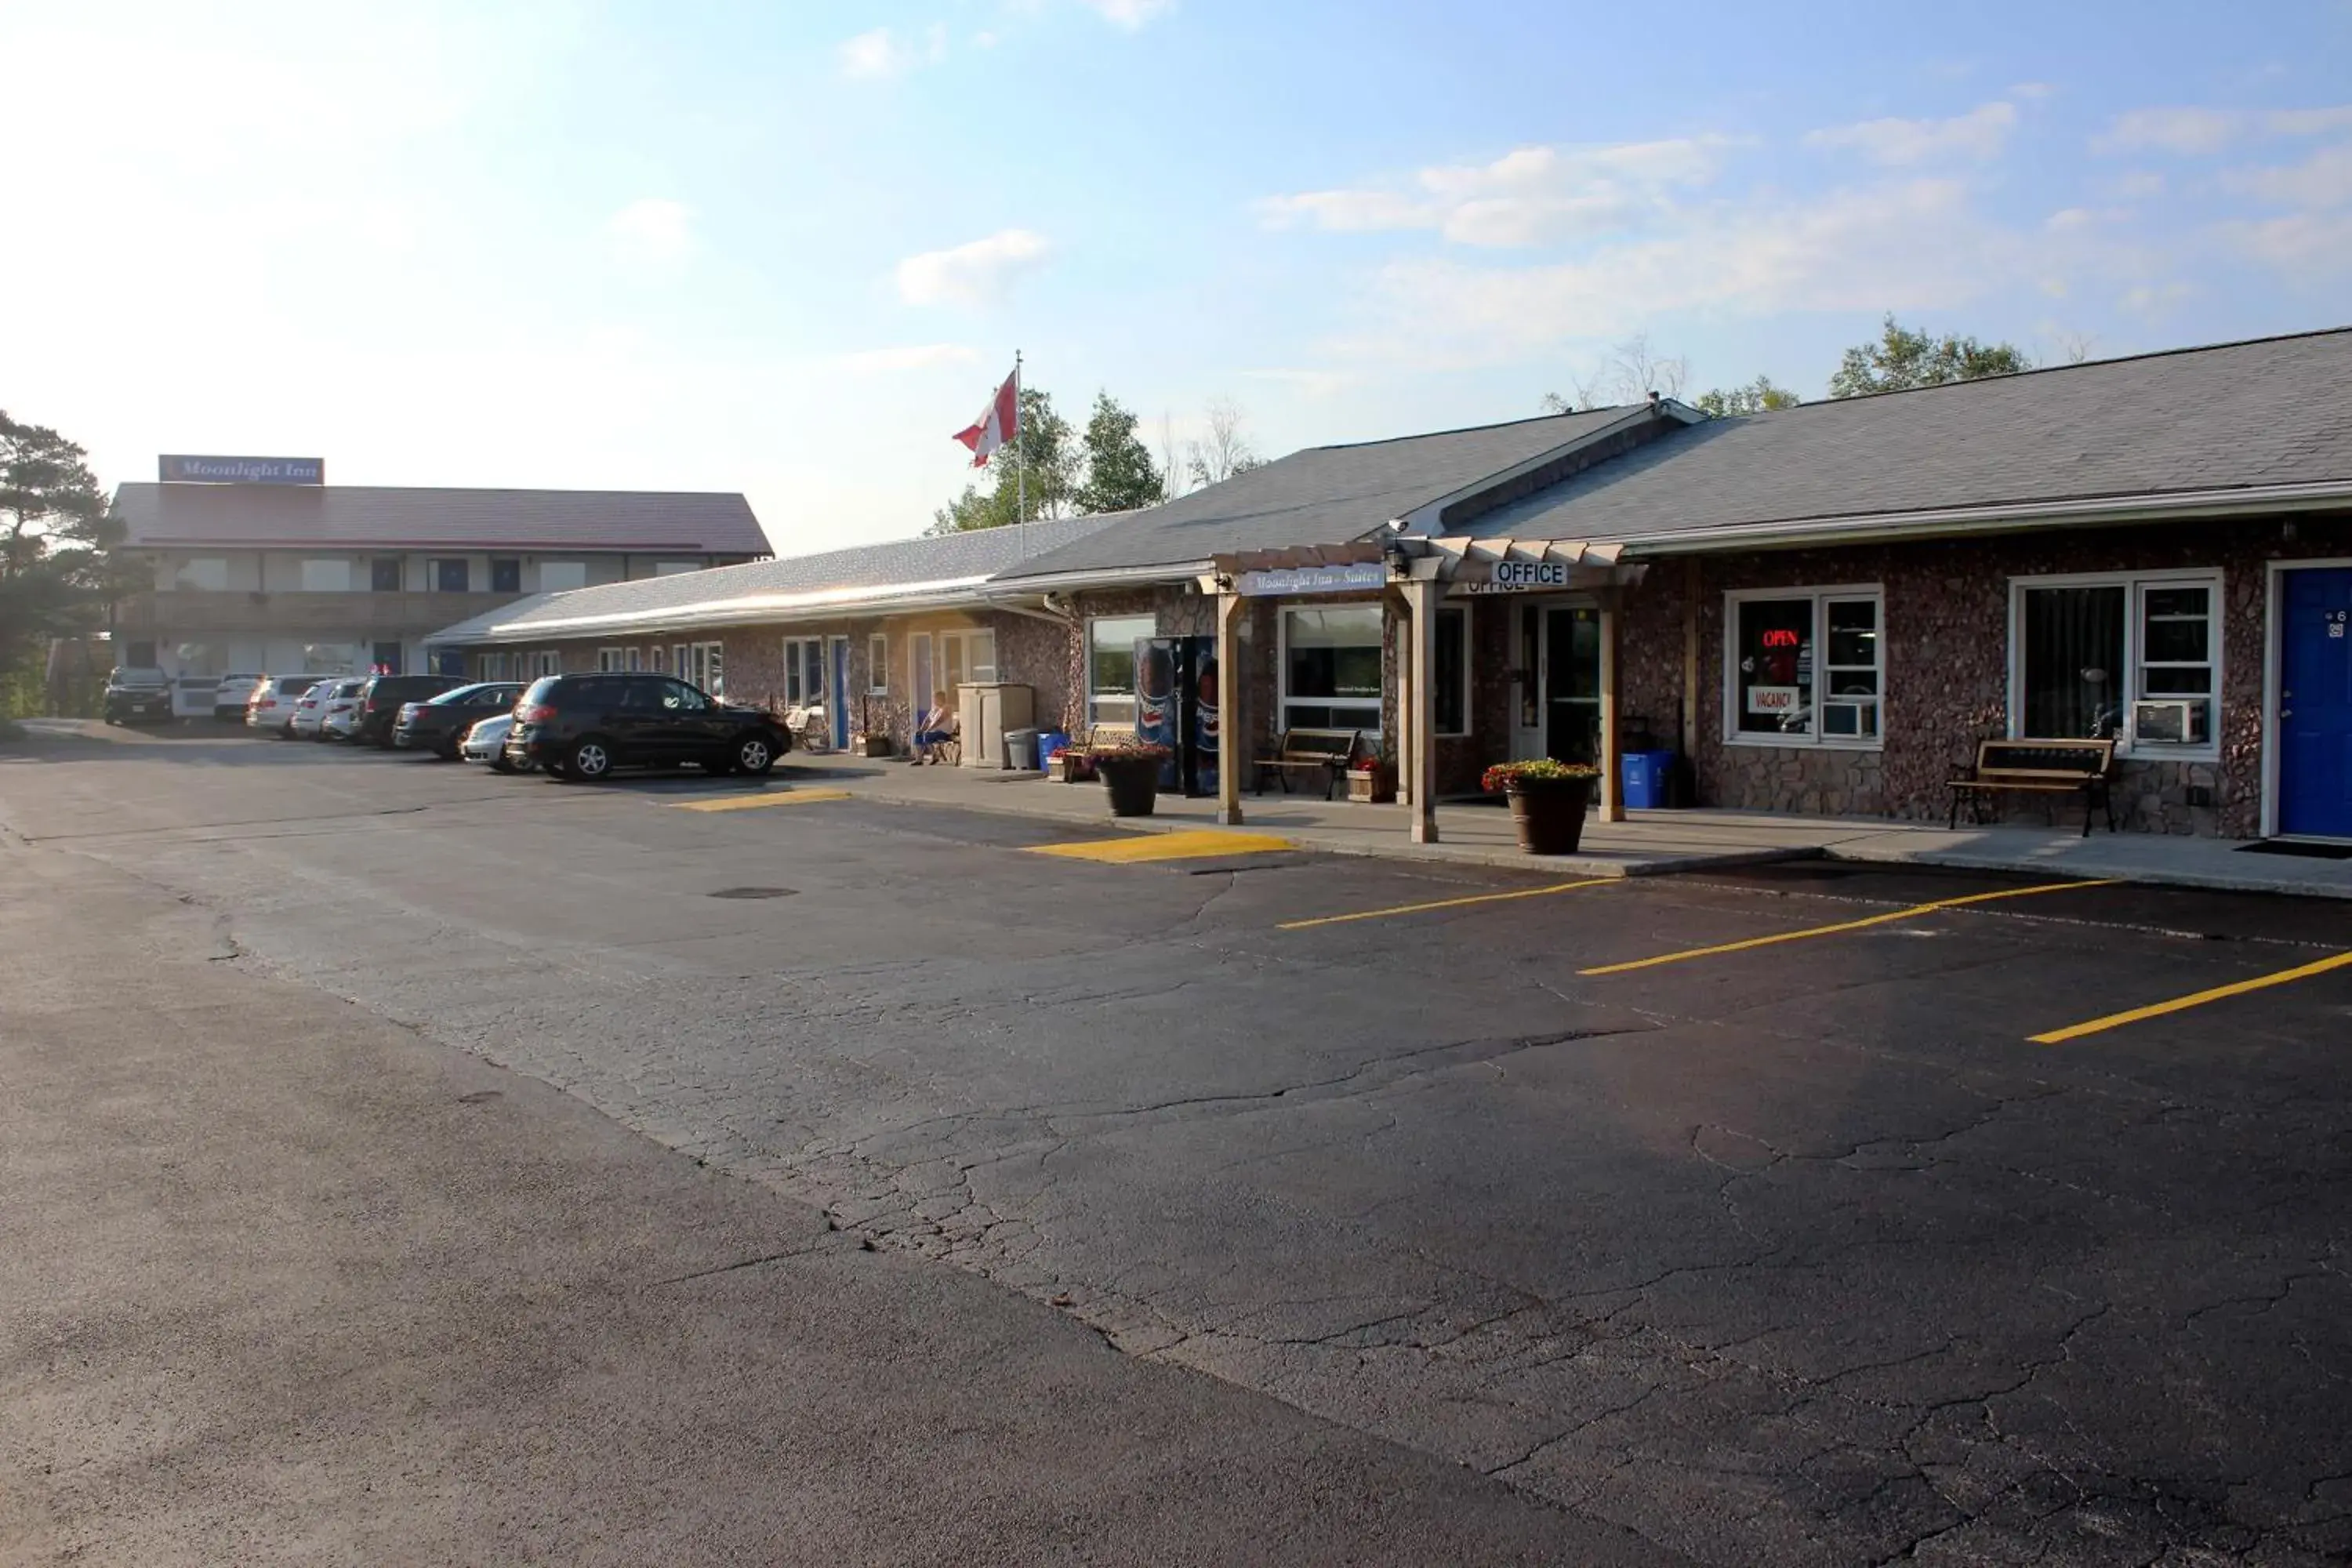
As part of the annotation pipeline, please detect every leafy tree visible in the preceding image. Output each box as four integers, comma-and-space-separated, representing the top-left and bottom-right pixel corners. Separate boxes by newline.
1828, 315, 2033, 398
929, 386, 1081, 534
2, 412, 122, 707
1693, 376, 1802, 418
1074, 391, 1163, 514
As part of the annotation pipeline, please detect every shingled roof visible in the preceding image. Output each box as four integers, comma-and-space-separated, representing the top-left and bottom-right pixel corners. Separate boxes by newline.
996, 405, 1648, 583
425, 511, 1125, 645
113, 483, 773, 555
1456, 327, 2352, 549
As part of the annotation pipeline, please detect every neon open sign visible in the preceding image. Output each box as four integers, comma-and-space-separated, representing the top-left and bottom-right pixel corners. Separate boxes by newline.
1761, 629, 1802, 650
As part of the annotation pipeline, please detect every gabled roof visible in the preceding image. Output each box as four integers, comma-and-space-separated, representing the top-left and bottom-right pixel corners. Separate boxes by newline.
996, 405, 1650, 583
424, 510, 1125, 645
112, 482, 773, 555
1458, 326, 2352, 550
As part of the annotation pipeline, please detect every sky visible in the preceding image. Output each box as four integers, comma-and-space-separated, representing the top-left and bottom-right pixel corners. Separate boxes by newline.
8, 0, 2351, 554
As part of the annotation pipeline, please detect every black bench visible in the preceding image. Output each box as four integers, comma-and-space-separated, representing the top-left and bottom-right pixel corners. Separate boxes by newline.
1949, 738, 2118, 837
1254, 728, 1359, 800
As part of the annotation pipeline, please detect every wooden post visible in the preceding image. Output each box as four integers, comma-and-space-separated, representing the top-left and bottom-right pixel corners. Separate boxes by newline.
1391, 590, 1412, 807
1598, 593, 1625, 823
1405, 579, 1439, 843
1216, 588, 1244, 827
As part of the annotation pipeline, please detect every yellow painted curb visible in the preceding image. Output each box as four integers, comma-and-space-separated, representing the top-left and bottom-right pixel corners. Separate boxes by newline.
1026, 828, 1296, 864
670, 789, 855, 813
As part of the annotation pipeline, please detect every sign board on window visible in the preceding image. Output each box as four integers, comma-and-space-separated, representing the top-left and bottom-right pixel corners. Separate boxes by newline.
1236, 564, 1385, 597
159, 455, 325, 485
1746, 685, 1802, 716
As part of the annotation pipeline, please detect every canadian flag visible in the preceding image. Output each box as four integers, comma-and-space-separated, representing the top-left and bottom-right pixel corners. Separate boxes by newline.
953, 368, 1019, 467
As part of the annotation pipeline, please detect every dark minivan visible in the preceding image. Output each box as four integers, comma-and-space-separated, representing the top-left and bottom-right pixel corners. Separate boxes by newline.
505, 673, 789, 782
350, 673, 464, 748
393, 681, 528, 759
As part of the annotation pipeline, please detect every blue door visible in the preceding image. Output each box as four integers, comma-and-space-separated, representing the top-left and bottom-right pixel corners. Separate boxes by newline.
2279, 567, 2352, 838
828, 639, 850, 749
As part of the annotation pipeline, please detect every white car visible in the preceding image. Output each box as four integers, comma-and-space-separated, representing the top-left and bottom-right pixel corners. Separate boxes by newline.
290, 678, 364, 740
461, 713, 529, 772
320, 684, 368, 741
212, 673, 264, 721
248, 675, 333, 737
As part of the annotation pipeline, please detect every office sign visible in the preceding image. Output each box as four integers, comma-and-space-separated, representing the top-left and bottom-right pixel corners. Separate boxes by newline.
1236, 563, 1386, 597
1454, 558, 1570, 595
159, 455, 325, 485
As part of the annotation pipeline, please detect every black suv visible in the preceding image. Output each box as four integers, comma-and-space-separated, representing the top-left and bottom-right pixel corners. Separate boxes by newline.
103, 667, 174, 725
393, 681, 528, 759
506, 673, 789, 781
350, 673, 464, 748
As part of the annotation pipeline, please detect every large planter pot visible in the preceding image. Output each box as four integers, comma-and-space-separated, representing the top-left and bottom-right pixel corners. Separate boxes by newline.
1506, 779, 1592, 855
1096, 756, 1161, 818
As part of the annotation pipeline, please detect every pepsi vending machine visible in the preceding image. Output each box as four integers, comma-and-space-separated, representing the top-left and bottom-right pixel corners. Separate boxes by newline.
1133, 635, 1219, 797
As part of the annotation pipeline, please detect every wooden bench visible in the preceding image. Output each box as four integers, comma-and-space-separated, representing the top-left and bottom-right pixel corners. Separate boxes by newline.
1254, 728, 1360, 800
1948, 738, 2118, 837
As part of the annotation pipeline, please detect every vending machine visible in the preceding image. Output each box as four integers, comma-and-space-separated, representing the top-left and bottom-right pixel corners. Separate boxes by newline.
1132, 634, 1219, 797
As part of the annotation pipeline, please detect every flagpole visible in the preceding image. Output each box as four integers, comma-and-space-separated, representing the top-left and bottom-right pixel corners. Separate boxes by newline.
1014, 349, 1026, 535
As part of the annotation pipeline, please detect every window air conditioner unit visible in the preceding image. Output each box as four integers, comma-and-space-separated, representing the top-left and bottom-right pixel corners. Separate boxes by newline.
2131, 700, 2194, 744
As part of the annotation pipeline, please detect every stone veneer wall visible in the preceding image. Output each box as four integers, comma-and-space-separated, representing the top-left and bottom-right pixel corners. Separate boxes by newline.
1613, 514, 2352, 837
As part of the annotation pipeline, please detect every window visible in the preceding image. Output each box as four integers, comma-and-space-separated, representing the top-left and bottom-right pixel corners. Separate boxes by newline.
654, 561, 701, 576
370, 557, 403, 592
528, 650, 562, 677
1282, 604, 1385, 735
937, 629, 996, 695
683, 641, 724, 695
371, 642, 404, 675
648, 645, 668, 674
597, 647, 629, 672
1436, 608, 1469, 736
539, 561, 587, 592
867, 633, 888, 695
782, 637, 826, 706
300, 558, 353, 592
1087, 615, 1155, 726
626, 648, 643, 672
2013, 573, 2219, 754
481, 652, 511, 682
1725, 586, 1882, 746
657, 680, 710, 710
433, 558, 470, 593
171, 557, 230, 591
491, 559, 522, 594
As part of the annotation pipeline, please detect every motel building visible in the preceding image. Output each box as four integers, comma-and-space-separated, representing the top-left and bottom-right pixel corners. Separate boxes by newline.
428, 328, 2352, 848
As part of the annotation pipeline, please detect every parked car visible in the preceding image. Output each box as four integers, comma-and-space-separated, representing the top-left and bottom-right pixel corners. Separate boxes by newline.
211, 673, 265, 720
103, 667, 174, 726
505, 672, 789, 782
394, 681, 528, 760
247, 675, 333, 737
290, 678, 361, 740
349, 673, 465, 749
309, 679, 368, 740
462, 713, 529, 772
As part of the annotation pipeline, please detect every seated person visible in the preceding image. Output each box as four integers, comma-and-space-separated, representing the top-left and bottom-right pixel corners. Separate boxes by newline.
910, 702, 958, 764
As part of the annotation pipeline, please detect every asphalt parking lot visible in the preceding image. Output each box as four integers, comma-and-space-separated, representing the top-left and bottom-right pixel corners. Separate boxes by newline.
5, 720, 2350, 1566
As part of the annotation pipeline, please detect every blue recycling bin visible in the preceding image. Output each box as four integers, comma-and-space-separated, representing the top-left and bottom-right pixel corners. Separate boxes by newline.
1036, 731, 1069, 773
1620, 750, 1676, 811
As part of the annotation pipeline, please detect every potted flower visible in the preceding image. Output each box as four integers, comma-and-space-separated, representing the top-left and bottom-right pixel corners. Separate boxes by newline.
1081, 735, 1172, 817
1346, 753, 1395, 804
1482, 758, 1601, 855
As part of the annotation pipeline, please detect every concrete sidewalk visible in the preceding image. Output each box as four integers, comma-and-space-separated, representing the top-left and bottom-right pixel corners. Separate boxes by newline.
789, 750, 2352, 898
0, 834, 1672, 1566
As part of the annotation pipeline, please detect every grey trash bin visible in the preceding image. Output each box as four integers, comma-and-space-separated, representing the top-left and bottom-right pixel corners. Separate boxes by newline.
1003, 728, 1040, 770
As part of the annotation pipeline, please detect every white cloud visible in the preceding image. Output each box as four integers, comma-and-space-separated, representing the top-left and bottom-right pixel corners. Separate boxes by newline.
1338, 179, 2046, 367
1076, 0, 1176, 27
2218, 211, 2352, 271
839, 24, 947, 79
2094, 103, 2352, 154
2009, 82, 2058, 101
2225, 142, 2352, 209
1257, 137, 1735, 249
1238, 367, 1355, 399
1805, 100, 2017, 165
835, 343, 980, 374
2120, 281, 2193, 313
895, 229, 1053, 307
603, 198, 697, 268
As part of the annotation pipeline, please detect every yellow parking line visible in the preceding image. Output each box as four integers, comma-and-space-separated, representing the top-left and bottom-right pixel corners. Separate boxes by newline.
2030, 949, 2352, 1044
1279, 878, 1617, 931
1579, 878, 2123, 976
1027, 828, 1295, 864
669, 789, 854, 813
